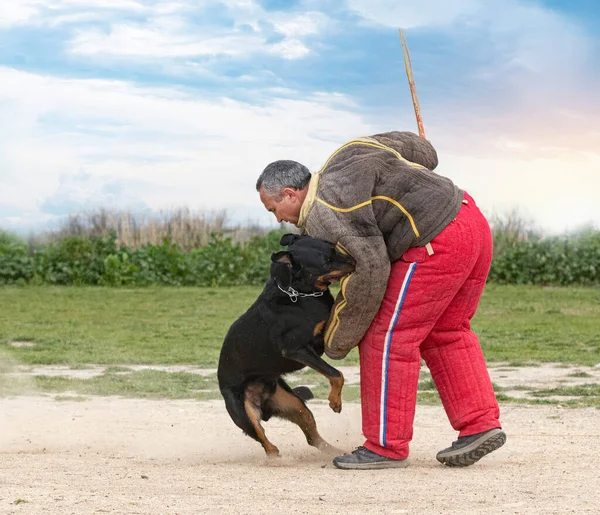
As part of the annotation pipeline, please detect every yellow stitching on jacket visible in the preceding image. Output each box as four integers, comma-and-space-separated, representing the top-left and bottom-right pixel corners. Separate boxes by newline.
351, 138, 427, 169
318, 137, 425, 348
318, 139, 426, 173
316, 198, 372, 213
325, 273, 351, 346
371, 196, 420, 238
316, 196, 420, 238
335, 242, 350, 255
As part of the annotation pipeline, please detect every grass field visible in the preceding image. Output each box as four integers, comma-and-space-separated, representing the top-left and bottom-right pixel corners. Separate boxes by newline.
0, 284, 599, 406
1, 284, 598, 366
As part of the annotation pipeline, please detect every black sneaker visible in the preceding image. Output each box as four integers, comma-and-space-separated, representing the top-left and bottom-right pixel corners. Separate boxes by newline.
436, 428, 506, 467
333, 446, 409, 470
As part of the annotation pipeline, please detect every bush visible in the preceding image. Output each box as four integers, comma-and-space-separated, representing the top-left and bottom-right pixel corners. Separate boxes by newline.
0, 230, 35, 285
0, 229, 287, 287
34, 232, 119, 285
1, 224, 598, 287
489, 231, 600, 285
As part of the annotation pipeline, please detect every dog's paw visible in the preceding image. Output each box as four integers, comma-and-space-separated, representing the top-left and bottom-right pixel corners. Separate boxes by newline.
265, 445, 280, 458
317, 441, 344, 457
328, 396, 342, 413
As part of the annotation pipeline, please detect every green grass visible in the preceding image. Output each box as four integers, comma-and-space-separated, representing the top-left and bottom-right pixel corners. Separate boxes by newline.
474, 284, 600, 365
0, 286, 258, 366
34, 369, 220, 400
531, 383, 600, 398
0, 284, 599, 368
567, 371, 593, 378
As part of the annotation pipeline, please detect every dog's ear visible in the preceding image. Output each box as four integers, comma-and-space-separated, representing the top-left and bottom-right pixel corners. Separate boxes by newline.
279, 233, 301, 247
271, 251, 294, 288
271, 251, 292, 265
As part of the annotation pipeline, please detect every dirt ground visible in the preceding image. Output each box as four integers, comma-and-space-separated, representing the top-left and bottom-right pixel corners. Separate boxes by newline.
1, 391, 599, 515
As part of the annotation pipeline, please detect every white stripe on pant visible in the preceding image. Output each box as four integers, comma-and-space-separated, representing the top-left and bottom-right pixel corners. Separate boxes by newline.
379, 262, 418, 447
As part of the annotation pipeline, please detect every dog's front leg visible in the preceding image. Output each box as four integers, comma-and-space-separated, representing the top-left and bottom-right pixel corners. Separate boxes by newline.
281, 346, 344, 413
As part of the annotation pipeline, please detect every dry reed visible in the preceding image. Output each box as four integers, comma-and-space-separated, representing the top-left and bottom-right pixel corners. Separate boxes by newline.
35, 208, 276, 251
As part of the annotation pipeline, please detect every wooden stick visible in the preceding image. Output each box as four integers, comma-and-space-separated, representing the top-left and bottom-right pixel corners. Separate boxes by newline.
399, 29, 426, 138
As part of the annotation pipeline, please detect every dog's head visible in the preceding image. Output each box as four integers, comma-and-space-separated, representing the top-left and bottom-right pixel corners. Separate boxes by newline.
271, 234, 356, 292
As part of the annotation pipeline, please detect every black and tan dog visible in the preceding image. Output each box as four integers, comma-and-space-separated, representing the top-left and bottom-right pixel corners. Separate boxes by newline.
217, 234, 356, 457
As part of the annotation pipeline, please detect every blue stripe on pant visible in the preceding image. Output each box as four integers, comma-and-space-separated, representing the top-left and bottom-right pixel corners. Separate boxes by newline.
379, 262, 417, 447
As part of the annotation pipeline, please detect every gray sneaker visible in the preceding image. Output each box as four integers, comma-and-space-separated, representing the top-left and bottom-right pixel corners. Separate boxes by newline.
333, 446, 409, 470
436, 428, 506, 467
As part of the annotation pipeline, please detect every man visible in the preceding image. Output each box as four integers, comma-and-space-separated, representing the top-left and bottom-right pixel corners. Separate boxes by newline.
256, 131, 506, 470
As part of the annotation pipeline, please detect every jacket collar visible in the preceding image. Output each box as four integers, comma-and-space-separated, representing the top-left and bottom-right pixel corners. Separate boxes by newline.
297, 173, 319, 228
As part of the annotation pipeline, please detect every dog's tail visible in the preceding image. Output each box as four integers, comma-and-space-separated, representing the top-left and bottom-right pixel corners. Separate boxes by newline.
220, 387, 260, 442
292, 386, 314, 402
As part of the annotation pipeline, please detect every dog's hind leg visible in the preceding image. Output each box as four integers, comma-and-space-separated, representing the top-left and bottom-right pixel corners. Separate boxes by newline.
243, 383, 280, 457
268, 379, 342, 456
221, 387, 262, 441
281, 346, 344, 413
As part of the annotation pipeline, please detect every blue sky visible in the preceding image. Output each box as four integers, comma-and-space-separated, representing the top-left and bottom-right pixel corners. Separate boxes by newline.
1, 0, 599, 234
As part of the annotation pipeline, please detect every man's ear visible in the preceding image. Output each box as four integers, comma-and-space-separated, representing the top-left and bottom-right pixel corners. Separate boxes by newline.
271, 251, 293, 288
280, 233, 301, 247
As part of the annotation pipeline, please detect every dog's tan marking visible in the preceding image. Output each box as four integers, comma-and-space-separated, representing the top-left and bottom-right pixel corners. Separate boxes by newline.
313, 320, 327, 337
270, 384, 340, 454
313, 276, 330, 291
316, 270, 353, 290
244, 388, 279, 457
326, 372, 344, 413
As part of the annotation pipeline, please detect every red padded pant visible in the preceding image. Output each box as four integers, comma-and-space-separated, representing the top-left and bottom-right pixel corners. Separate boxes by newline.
359, 192, 501, 460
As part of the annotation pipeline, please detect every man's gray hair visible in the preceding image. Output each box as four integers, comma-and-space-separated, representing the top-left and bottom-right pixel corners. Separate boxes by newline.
256, 160, 311, 200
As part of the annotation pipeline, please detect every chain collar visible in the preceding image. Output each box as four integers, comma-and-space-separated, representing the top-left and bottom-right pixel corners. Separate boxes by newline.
275, 281, 325, 303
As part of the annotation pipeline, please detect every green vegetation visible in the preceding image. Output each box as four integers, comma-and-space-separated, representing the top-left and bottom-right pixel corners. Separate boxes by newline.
489, 229, 600, 285
0, 286, 257, 365
1, 225, 599, 286
0, 230, 286, 287
1, 284, 598, 367
1, 212, 599, 406
34, 369, 219, 400
475, 284, 600, 365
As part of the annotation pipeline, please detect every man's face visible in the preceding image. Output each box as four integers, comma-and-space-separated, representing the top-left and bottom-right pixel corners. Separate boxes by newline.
259, 187, 303, 225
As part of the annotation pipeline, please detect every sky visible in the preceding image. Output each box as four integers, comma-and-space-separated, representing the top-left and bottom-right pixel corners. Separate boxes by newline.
1, 0, 599, 235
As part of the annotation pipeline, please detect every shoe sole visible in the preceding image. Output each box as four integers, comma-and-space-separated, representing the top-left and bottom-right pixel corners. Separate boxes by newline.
436, 429, 506, 467
333, 459, 409, 470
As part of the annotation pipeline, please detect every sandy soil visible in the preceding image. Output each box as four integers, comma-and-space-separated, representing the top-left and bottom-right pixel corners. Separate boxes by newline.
1, 394, 599, 515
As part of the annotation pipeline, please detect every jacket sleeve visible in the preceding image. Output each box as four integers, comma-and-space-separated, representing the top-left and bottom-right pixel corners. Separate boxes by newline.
323, 232, 390, 359
306, 201, 391, 359
304, 136, 433, 359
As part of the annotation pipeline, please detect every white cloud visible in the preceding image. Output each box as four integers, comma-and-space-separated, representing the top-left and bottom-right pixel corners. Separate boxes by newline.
348, 0, 591, 85
352, 0, 598, 164
441, 151, 600, 235
2, 66, 598, 235
41, 173, 150, 215
270, 11, 329, 37
66, 6, 327, 60
2, 0, 598, 234
1, 1, 326, 60
0, 0, 146, 28
347, 0, 481, 29
57, 0, 145, 8
0, 67, 374, 231
267, 38, 310, 60
0, 1, 42, 27
70, 20, 267, 58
